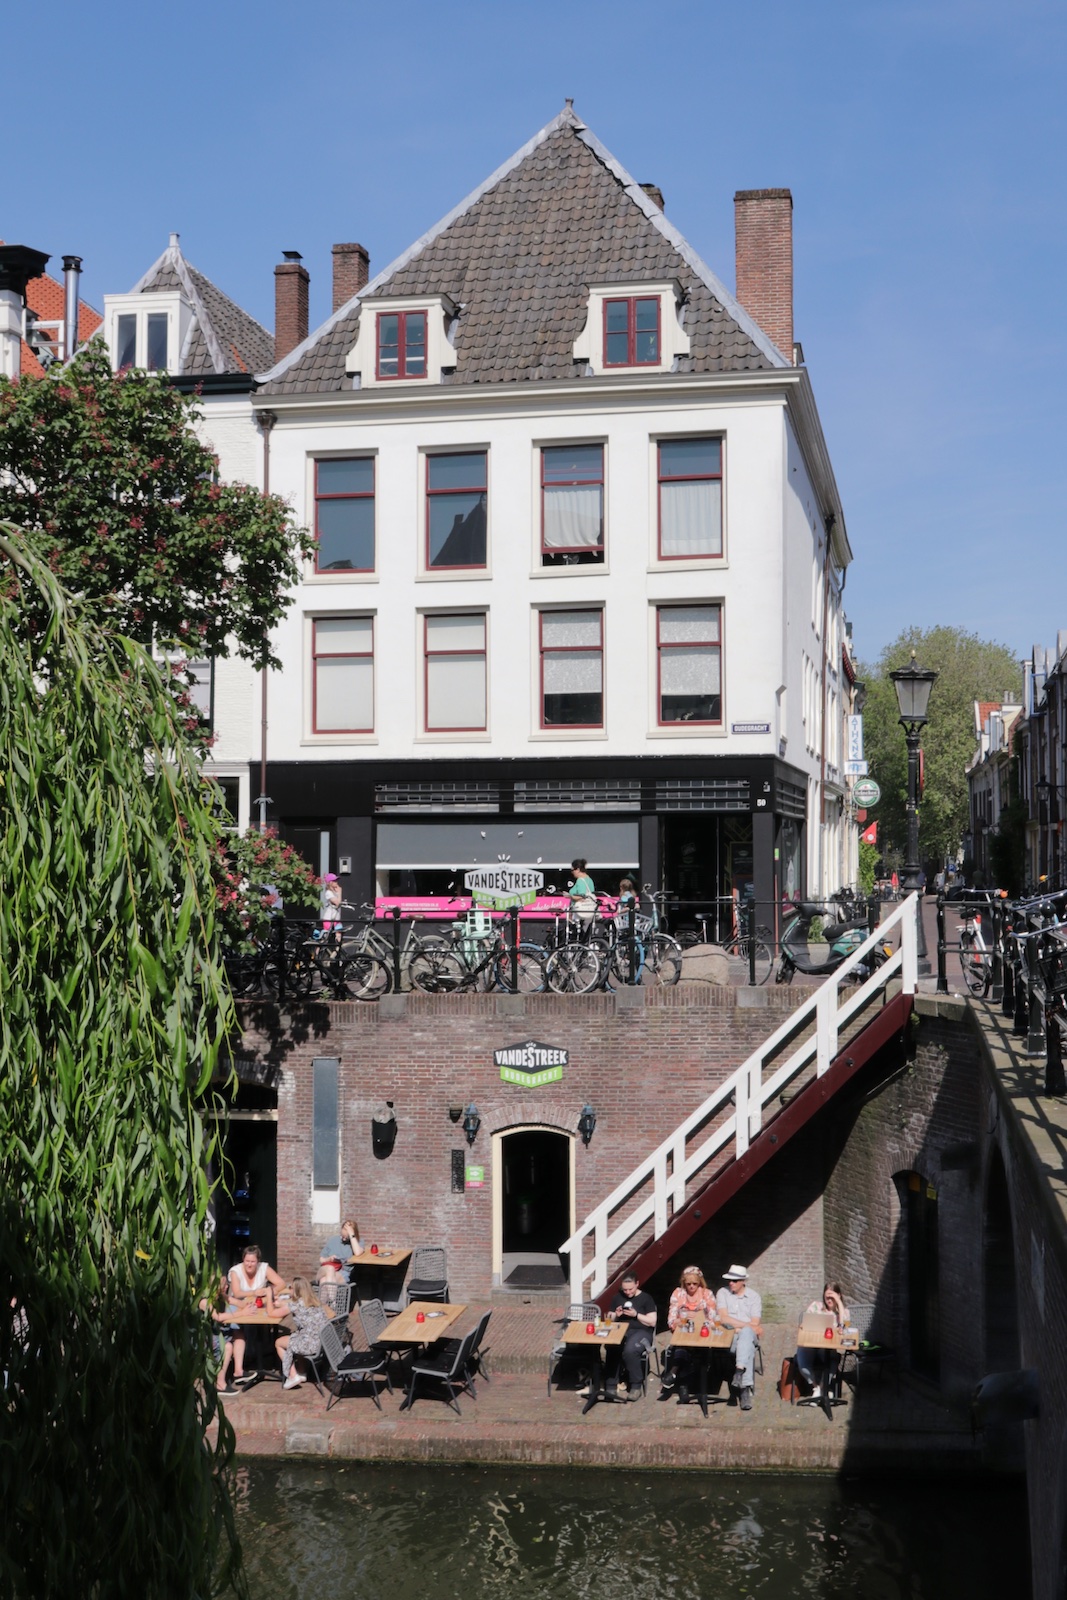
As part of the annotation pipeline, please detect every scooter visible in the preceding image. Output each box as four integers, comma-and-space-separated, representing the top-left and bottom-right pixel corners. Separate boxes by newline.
775, 902, 891, 985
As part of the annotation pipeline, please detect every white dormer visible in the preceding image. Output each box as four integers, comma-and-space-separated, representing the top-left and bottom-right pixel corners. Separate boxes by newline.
573, 281, 690, 377
103, 289, 191, 375
345, 294, 458, 389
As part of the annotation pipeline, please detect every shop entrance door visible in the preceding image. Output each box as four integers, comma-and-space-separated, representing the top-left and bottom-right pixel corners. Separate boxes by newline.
494, 1128, 573, 1290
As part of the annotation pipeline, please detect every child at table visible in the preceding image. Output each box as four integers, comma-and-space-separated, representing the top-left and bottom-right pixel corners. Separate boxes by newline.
275, 1277, 331, 1390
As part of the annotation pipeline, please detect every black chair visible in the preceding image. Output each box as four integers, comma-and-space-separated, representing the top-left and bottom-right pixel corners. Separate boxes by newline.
358, 1297, 405, 1381
406, 1246, 449, 1304
547, 1302, 602, 1396
402, 1327, 478, 1416
318, 1318, 392, 1412
840, 1302, 898, 1390
467, 1309, 492, 1386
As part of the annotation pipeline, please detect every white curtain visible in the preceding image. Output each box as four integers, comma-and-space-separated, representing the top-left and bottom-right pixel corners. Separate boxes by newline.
659, 606, 719, 645
316, 656, 373, 732
427, 654, 486, 730
541, 610, 601, 650
544, 485, 602, 549
660, 479, 722, 557
661, 647, 719, 696
544, 651, 602, 694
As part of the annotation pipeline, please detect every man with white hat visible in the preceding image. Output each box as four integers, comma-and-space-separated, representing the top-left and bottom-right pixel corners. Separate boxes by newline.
716, 1265, 763, 1411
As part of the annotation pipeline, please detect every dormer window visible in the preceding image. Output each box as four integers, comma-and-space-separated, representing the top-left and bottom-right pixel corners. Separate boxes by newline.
346, 295, 457, 389
573, 282, 689, 378
604, 297, 659, 367
104, 290, 190, 376
377, 311, 427, 380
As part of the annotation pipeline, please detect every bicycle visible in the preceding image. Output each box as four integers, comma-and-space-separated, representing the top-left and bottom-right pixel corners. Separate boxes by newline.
346, 902, 451, 990
957, 898, 992, 997
409, 908, 547, 994
721, 901, 774, 984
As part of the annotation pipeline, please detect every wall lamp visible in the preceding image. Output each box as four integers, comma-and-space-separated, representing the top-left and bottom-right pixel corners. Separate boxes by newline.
462, 1103, 481, 1146
578, 1104, 597, 1146
448, 1105, 464, 1124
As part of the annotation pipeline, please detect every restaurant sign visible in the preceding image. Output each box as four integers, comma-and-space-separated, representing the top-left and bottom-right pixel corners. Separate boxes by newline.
464, 866, 545, 909
495, 1039, 568, 1086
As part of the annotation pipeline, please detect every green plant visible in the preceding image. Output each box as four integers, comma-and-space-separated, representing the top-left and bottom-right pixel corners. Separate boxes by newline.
0, 524, 246, 1598
858, 839, 879, 897
214, 826, 322, 946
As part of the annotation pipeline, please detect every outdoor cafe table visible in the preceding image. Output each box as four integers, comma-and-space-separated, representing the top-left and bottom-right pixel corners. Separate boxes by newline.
668, 1322, 734, 1417
221, 1302, 293, 1387
376, 1300, 467, 1347
346, 1247, 412, 1304
562, 1321, 627, 1414
794, 1325, 859, 1415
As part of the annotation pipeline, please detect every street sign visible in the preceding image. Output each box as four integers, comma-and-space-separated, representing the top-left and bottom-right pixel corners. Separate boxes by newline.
847, 714, 865, 763
844, 760, 868, 776
463, 866, 545, 909
853, 778, 881, 807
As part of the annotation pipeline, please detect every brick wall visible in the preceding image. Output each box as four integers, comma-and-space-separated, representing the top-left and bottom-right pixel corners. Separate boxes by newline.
332, 243, 370, 311
734, 188, 793, 360
273, 257, 309, 363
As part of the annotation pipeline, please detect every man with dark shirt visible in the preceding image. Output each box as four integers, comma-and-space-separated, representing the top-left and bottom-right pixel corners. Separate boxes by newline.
605, 1272, 657, 1400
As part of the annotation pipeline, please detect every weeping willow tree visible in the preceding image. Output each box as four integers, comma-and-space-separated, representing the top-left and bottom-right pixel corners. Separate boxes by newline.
0, 525, 246, 1598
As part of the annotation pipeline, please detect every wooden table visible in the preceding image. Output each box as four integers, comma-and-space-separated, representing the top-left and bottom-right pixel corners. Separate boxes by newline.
377, 1300, 467, 1346
348, 1248, 412, 1269
667, 1321, 733, 1417
562, 1322, 627, 1414
794, 1327, 857, 1416
796, 1327, 858, 1351
346, 1247, 412, 1304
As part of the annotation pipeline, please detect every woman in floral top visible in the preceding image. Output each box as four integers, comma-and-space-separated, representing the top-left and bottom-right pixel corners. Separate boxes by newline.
659, 1266, 718, 1401
275, 1277, 331, 1390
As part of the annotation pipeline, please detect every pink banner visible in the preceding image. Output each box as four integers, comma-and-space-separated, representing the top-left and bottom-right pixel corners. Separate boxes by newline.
374, 895, 619, 921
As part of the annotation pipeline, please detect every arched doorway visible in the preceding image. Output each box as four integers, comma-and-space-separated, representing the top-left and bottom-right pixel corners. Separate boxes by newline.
983, 1148, 1020, 1372
894, 1169, 940, 1382
492, 1127, 574, 1291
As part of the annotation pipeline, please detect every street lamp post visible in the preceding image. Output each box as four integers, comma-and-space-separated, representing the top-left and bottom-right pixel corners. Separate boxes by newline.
889, 653, 939, 969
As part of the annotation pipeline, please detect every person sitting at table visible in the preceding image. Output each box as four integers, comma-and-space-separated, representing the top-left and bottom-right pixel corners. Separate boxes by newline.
200, 1273, 238, 1395
794, 1282, 850, 1400
605, 1271, 657, 1401
318, 1218, 363, 1284
275, 1277, 331, 1390
658, 1265, 717, 1403
716, 1264, 763, 1412
228, 1245, 288, 1383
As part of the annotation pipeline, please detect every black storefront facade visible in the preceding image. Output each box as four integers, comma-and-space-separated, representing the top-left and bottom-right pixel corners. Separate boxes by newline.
259, 753, 810, 939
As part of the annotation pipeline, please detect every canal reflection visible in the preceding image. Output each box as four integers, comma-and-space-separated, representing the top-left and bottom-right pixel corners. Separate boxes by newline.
234, 1462, 1026, 1598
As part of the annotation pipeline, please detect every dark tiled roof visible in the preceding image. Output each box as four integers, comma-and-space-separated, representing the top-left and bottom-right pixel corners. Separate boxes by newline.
137, 247, 273, 376
260, 110, 780, 397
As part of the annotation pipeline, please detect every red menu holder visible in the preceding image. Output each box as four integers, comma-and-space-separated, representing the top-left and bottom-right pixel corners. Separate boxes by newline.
585, 1322, 595, 1334
824, 1326, 835, 1341
699, 1325, 710, 1339
416, 1311, 426, 1324
371, 1243, 379, 1255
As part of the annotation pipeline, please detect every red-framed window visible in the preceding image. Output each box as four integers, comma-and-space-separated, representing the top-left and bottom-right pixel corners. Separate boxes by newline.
314, 457, 375, 573
657, 438, 723, 560
377, 310, 427, 380
603, 296, 660, 367
540, 609, 603, 728
656, 605, 722, 725
424, 614, 487, 732
312, 616, 374, 734
541, 444, 604, 567
426, 451, 487, 569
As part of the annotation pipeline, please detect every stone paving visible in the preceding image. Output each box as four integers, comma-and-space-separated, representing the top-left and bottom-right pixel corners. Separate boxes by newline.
215, 1309, 979, 1474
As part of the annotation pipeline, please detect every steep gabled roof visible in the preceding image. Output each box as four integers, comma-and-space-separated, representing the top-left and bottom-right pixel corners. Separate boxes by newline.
0, 245, 102, 375
258, 105, 786, 396
132, 237, 274, 377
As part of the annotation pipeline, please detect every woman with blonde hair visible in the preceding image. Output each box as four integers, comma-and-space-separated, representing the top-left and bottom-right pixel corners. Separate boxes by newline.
658, 1265, 718, 1403
275, 1277, 331, 1390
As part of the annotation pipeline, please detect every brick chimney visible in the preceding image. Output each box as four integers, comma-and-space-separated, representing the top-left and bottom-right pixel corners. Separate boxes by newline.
332, 242, 370, 310
274, 250, 309, 363
733, 189, 793, 360
639, 183, 665, 212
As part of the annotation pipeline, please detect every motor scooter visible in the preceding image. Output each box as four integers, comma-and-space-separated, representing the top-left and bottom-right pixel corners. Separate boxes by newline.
775, 902, 891, 985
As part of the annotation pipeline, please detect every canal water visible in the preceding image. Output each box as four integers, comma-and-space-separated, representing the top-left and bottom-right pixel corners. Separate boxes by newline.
235, 1461, 1028, 1598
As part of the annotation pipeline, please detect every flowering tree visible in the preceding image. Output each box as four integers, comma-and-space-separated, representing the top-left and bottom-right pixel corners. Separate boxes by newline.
214, 826, 322, 944
0, 340, 313, 664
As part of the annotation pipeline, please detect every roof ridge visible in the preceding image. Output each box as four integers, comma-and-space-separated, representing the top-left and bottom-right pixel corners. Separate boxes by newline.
572, 125, 788, 369
254, 103, 584, 385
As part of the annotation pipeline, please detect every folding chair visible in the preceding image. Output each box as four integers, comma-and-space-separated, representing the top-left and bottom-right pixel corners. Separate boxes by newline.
402, 1327, 478, 1416
358, 1297, 405, 1382
318, 1318, 391, 1412
467, 1309, 492, 1386
406, 1246, 449, 1304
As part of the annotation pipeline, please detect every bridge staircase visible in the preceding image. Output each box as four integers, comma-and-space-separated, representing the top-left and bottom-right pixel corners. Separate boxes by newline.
560, 896, 920, 1305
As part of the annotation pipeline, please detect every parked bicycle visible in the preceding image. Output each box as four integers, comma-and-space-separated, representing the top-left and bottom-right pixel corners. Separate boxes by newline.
409, 907, 547, 994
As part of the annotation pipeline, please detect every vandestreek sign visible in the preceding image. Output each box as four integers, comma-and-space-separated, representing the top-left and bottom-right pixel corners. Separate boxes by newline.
495, 1040, 568, 1086
464, 866, 544, 909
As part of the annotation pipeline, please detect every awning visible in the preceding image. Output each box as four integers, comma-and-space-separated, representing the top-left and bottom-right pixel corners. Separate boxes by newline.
375, 819, 639, 870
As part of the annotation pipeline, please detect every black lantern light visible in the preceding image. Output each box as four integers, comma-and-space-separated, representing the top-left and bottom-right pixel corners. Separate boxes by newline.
371, 1101, 397, 1159
462, 1103, 481, 1146
578, 1104, 597, 1146
888, 652, 939, 968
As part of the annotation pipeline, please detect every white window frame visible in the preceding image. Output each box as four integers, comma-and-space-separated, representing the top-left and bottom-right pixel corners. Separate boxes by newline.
419, 610, 490, 742
303, 613, 378, 746
103, 290, 190, 375
345, 294, 458, 389
572, 281, 690, 377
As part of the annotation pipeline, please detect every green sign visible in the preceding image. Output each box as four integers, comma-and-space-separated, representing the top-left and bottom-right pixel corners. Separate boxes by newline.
495, 1040, 568, 1086
853, 778, 881, 807
465, 1165, 485, 1188
464, 866, 544, 909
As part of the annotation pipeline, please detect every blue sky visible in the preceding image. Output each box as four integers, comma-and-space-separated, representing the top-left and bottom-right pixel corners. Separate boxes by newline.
7, 0, 1065, 665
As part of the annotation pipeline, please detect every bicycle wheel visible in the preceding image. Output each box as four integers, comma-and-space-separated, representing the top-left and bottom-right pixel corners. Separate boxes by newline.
493, 942, 548, 994
544, 942, 604, 995
609, 937, 642, 988
408, 946, 468, 994
330, 950, 392, 1002
959, 934, 991, 996
643, 934, 682, 986
736, 929, 774, 985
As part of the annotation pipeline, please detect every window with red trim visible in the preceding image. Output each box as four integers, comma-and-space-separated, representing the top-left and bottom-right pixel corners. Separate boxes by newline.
541, 444, 604, 566
424, 614, 487, 732
377, 310, 427, 379
314, 457, 375, 572
540, 610, 603, 728
426, 452, 487, 569
603, 296, 660, 367
312, 617, 374, 734
656, 605, 721, 725
657, 438, 722, 560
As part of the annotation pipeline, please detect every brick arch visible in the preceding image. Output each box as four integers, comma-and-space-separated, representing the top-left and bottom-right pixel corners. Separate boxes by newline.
487, 1100, 578, 1137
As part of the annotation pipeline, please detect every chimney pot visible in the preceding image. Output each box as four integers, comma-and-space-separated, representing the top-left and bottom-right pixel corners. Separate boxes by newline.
169, 232, 180, 249
274, 252, 310, 363
332, 242, 370, 311
734, 187, 793, 361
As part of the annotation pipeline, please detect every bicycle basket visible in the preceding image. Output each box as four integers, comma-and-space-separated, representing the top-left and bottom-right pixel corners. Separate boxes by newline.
614, 911, 653, 939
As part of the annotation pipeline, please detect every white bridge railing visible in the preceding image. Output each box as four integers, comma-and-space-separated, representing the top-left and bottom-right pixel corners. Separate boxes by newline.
560, 895, 919, 1301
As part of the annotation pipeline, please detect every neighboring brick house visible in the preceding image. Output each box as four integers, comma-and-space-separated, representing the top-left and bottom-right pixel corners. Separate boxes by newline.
236, 103, 855, 929
966, 696, 1023, 885
8, 250, 102, 375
